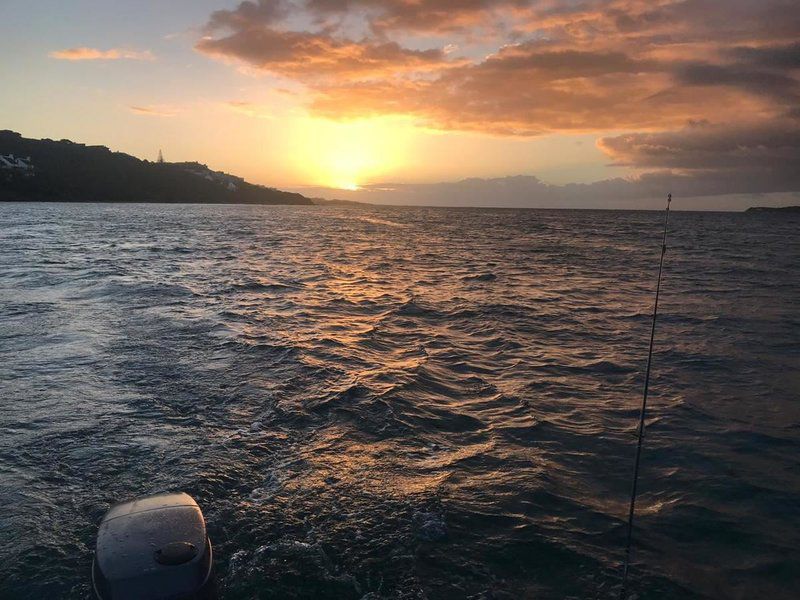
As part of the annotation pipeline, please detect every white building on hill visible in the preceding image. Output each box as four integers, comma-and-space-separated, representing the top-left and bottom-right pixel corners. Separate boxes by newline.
0, 154, 34, 173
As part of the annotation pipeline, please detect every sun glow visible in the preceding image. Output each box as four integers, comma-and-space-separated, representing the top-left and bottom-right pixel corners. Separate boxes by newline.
289, 116, 414, 189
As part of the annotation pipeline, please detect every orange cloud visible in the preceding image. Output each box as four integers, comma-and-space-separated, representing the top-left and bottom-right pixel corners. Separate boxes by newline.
50, 47, 155, 61
195, 0, 800, 194
196, 28, 452, 80
196, 1, 799, 131
308, 44, 785, 135
129, 105, 178, 117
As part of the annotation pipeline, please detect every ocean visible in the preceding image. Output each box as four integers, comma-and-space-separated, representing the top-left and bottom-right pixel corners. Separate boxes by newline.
1, 202, 798, 599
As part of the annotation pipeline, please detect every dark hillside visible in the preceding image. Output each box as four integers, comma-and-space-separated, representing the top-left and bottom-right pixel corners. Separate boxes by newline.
0, 130, 312, 205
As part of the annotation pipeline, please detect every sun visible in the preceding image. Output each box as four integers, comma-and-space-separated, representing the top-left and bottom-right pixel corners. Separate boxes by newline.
289, 116, 413, 189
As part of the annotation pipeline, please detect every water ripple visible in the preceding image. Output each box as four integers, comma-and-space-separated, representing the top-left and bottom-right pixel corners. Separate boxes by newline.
0, 203, 798, 599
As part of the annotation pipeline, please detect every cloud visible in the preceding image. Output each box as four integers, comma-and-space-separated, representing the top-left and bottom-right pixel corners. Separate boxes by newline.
129, 105, 178, 117
726, 41, 800, 69
300, 174, 800, 209
597, 120, 800, 194
306, 45, 759, 135
196, 28, 451, 80
675, 62, 799, 108
304, 0, 529, 35
205, 0, 289, 30
196, 1, 799, 131
599, 121, 800, 170
50, 47, 155, 61
196, 0, 800, 196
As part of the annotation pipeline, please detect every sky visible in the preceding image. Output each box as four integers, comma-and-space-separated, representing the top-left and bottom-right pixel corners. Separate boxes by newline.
1, 0, 799, 209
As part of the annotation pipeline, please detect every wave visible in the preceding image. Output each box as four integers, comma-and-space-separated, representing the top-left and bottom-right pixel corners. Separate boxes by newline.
2, 204, 797, 600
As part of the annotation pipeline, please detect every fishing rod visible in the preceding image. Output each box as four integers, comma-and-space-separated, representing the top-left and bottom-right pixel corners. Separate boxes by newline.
619, 193, 672, 599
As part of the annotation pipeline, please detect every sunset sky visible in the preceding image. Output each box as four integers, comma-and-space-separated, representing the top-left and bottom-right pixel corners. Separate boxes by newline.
1, 0, 798, 208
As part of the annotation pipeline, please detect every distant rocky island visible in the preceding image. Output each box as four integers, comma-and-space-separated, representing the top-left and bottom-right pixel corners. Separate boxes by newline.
746, 206, 800, 213
0, 130, 312, 205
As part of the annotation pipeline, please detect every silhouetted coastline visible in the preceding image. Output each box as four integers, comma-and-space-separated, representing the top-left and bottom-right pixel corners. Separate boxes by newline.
0, 130, 312, 205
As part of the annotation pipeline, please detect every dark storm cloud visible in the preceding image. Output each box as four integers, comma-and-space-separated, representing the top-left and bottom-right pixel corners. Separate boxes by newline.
598, 121, 800, 194
599, 122, 800, 170
676, 63, 800, 105
728, 42, 800, 67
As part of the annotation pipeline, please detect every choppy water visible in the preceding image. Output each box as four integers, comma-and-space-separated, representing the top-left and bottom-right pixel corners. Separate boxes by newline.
1, 203, 798, 600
